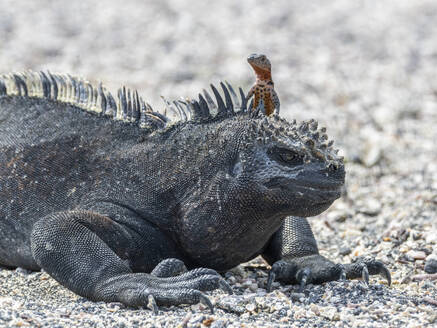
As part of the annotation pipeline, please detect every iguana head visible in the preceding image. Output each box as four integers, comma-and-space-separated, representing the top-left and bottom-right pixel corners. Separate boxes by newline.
247, 53, 272, 81
230, 114, 344, 217
163, 82, 344, 219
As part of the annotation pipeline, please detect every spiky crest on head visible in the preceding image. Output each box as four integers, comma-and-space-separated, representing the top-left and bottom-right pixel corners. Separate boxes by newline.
240, 115, 343, 169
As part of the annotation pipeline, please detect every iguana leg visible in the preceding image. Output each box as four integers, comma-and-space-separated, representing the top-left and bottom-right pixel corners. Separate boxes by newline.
31, 210, 231, 312
262, 216, 391, 292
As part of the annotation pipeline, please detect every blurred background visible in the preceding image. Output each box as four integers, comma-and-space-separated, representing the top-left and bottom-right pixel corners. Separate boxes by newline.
0, 0, 436, 264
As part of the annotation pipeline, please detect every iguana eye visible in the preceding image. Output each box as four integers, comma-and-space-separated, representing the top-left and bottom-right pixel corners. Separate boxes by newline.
280, 152, 296, 162
269, 148, 304, 166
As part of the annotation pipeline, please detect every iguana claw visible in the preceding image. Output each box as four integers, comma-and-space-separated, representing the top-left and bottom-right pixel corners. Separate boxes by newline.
361, 263, 369, 286
266, 271, 276, 293
219, 279, 234, 295
147, 294, 158, 314
339, 266, 347, 280
297, 267, 311, 293
380, 264, 392, 286
199, 293, 214, 314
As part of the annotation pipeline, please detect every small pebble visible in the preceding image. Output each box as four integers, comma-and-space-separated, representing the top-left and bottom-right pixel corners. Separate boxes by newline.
339, 246, 352, 256
425, 255, 437, 274
358, 199, 382, 216
327, 210, 351, 222
290, 293, 305, 302
361, 144, 382, 168
245, 303, 256, 312
406, 250, 427, 261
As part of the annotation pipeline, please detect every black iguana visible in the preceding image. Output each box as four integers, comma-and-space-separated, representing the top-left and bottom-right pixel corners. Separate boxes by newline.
0, 71, 390, 313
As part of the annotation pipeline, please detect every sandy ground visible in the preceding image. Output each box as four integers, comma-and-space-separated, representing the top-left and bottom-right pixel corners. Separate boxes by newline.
0, 0, 436, 327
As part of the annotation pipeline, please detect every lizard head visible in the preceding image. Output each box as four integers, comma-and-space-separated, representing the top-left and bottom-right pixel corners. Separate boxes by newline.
247, 53, 271, 71
247, 54, 272, 80
232, 114, 345, 218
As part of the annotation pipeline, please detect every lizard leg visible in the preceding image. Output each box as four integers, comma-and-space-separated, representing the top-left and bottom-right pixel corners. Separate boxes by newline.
262, 216, 391, 293
31, 210, 231, 312
245, 86, 254, 103
271, 89, 280, 114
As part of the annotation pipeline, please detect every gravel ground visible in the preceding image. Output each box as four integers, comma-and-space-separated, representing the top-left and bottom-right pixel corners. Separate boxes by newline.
1, 0, 437, 327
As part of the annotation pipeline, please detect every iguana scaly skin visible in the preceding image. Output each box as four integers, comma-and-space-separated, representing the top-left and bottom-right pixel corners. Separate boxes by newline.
246, 53, 280, 115
0, 71, 390, 312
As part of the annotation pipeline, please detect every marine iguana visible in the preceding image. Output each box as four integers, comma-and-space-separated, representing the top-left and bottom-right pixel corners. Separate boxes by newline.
0, 71, 390, 313
246, 53, 280, 115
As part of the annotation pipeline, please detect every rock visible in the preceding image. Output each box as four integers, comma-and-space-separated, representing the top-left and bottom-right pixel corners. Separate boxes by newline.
358, 199, 381, 216
245, 303, 256, 312
15, 268, 31, 275
248, 283, 258, 292
293, 308, 307, 320
210, 320, 226, 328
202, 317, 215, 327
327, 209, 351, 222
188, 315, 205, 326
310, 304, 320, 315
406, 250, 427, 261
361, 143, 382, 167
425, 255, 437, 274
425, 232, 437, 244
339, 246, 352, 256
290, 293, 305, 302
320, 306, 340, 321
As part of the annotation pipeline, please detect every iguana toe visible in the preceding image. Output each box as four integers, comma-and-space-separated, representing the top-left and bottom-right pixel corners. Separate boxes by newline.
150, 258, 188, 277
296, 267, 312, 293
344, 256, 391, 286
147, 294, 158, 314
266, 254, 391, 293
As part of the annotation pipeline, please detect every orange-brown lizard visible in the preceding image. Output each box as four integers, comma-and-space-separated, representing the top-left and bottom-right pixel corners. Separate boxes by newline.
246, 53, 280, 115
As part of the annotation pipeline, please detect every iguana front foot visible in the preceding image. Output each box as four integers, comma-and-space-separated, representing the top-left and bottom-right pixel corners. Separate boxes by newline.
266, 254, 391, 293
97, 267, 232, 313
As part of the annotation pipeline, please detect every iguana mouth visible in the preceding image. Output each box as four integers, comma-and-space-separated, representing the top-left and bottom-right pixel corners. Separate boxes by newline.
295, 186, 342, 203
263, 178, 342, 205
264, 177, 342, 193
296, 183, 342, 193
